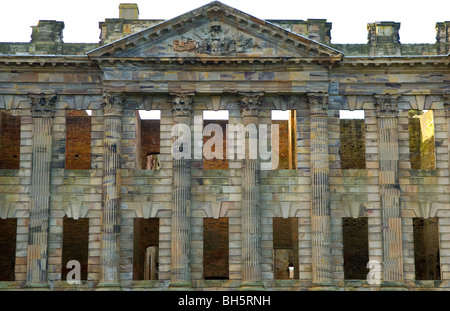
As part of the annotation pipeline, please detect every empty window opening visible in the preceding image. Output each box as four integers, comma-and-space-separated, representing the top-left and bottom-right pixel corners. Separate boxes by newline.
409, 110, 436, 170
203, 217, 229, 280
273, 217, 299, 279
65, 110, 91, 170
0, 111, 20, 169
271, 110, 297, 170
133, 218, 159, 280
0, 218, 17, 281
136, 110, 160, 170
343, 217, 369, 279
61, 216, 89, 281
203, 111, 229, 170
339, 110, 366, 170
413, 217, 441, 280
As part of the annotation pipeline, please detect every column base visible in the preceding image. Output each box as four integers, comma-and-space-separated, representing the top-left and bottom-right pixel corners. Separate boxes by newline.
309, 282, 337, 291
380, 281, 408, 291
239, 281, 266, 291
96, 282, 122, 291
24, 283, 49, 290
168, 281, 193, 291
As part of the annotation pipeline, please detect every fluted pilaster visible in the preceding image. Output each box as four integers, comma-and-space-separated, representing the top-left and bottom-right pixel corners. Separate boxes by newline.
374, 93, 405, 289
98, 92, 124, 289
169, 93, 193, 290
238, 93, 264, 290
307, 93, 333, 289
26, 93, 56, 287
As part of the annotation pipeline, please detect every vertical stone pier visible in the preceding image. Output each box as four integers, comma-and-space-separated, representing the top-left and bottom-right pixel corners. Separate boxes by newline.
374, 93, 406, 290
307, 93, 334, 290
169, 93, 194, 290
238, 93, 264, 291
98, 92, 124, 289
25, 94, 57, 288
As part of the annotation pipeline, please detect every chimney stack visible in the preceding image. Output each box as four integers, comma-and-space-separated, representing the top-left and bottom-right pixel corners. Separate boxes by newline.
119, 3, 139, 20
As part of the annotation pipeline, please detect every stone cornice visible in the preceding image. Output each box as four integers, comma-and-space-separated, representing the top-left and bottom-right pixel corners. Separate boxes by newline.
29, 93, 57, 118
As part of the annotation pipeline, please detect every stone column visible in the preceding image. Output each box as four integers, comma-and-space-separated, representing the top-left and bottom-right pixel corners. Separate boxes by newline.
98, 92, 124, 289
238, 93, 264, 290
444, 96, 450, 174
374, 93, 406, 289
26, 93, 57, 288
169, 93, 193, 290
307, 93, 334, 289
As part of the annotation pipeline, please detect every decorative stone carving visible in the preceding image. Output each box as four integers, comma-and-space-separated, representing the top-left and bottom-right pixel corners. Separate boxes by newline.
30, 93, 57, 118
194, 23, 257, 55
307, 93, 329, 114
102, 92, 126, 117
238, 92, 263, 119
173, 38, 197, 52
170, 92, 194, 118
374, 93, 400, 117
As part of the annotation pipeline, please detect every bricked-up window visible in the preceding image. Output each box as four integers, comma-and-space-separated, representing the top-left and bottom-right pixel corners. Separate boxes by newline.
413, 217, 441, 280
273, 217, 299, 279
272, 110, 297, 170
65, 110, 91, 170
136, 110, 160, 170
0, 111, 20, 169
0, 218, 17, 281
61, 216, 89, 281
339, 110, 365, 169
203, 111, 229, 169
133, 218, 159, 280
203, 217, 229, 280
343, 217, 369, 279
408, 110, 436, 170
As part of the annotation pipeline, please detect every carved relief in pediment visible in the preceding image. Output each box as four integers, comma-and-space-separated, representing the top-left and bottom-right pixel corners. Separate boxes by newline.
171, 23, 259, 55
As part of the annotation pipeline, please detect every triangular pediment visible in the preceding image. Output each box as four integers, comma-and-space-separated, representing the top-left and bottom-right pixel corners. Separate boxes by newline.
88, 1, 342, 62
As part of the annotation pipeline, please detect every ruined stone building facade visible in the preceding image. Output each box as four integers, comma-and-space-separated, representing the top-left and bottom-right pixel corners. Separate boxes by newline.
0, 2, 449, 291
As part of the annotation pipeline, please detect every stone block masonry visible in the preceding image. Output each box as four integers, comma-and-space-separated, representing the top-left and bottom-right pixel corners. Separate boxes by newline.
0, 1, 449, 291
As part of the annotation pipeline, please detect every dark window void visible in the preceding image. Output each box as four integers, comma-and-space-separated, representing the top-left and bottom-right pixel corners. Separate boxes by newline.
343, 217, 369, 279
273, 217, 299, 279
409, 110, 436, 170
136, 110, 160, 170
203, 217, 229, 280
339, 110, 365, 169
272, 110, 297, 170
203, 111, 229, 170
0, 218, 17, 281
413, 217, 441, 280
0, 111, 20, 169
65, 110, 91, 170
133, 218, 159, 280
61, 216, 89, 281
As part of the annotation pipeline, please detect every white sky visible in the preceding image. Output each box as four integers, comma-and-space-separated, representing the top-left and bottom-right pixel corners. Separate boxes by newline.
0, 0, 448, 44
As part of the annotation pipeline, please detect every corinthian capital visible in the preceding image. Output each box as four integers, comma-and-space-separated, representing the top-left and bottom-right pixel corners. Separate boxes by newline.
374, 93, 400, 117
29, 93, 57, 118
170, 92, 194, 118
238, 92, 263, 119
102, 92, 126, 117
307, 93, 328, 114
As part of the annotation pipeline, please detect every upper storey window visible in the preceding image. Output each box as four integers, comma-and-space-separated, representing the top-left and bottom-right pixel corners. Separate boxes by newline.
0, 111, 20, 169
339, 110, 366, 170
203, 110, 229, 170
65, 110, 92, 170
408, 110, 436, 170
271, 110, 297, 170
136, 110, 161, 170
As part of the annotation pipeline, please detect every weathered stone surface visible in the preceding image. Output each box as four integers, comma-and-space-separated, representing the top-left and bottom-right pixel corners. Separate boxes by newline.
0, 1, 448, 292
